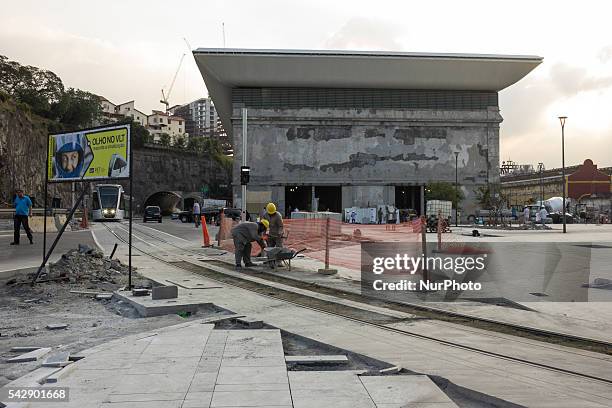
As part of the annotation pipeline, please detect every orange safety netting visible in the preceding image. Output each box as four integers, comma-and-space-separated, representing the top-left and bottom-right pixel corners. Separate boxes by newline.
217, 215, 425, 271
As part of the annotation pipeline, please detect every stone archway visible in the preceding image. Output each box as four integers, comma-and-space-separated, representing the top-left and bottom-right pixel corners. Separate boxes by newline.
144, 191, 182, 215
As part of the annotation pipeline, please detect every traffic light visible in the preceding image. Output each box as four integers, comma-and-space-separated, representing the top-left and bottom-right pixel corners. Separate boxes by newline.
240, 166, 250, 185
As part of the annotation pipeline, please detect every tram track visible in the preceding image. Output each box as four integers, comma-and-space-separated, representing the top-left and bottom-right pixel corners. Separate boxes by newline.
98, 221, 612, 386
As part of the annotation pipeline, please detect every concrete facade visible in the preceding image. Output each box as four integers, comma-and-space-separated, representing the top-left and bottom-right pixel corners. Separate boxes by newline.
232, 106, 501, 218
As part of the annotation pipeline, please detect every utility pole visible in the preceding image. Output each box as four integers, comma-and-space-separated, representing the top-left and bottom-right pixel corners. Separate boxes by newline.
241, 108, 247, 221
558, 116, 567, 233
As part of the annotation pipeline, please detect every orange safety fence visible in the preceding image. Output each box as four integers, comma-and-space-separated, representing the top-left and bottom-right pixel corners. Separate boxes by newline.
217, 215, 425, 271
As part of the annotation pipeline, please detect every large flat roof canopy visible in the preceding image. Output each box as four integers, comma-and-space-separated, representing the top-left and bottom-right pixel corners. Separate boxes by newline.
193, 48, 542, 135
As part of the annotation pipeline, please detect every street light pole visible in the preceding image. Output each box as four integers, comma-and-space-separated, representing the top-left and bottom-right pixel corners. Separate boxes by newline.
558, 116, 567, 233
537, 162, 544, 207
454, 151, 459, 227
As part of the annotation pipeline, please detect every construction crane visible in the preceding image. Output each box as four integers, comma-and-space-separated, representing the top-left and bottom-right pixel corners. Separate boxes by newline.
160, 53, 186, 112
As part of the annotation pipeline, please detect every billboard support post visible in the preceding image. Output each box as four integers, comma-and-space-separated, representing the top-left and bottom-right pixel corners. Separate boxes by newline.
31, 187, 87, 284
42, 139, 49, 262
128, 137, 133, 290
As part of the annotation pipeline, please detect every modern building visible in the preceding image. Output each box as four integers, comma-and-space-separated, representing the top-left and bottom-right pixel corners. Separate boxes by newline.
501, 159, 612, 206
147, 110, 187, 143
171, 98, 220, 138
194, 48, 542, 217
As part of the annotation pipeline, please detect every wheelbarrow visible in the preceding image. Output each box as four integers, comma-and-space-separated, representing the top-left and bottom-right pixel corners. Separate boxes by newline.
262, 247, 307, 271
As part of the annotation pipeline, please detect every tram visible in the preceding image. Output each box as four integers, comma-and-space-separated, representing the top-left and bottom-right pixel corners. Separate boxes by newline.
91, 184, 128, 221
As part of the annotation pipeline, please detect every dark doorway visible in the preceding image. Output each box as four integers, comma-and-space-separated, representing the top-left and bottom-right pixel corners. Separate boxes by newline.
285, 186, 311, 216
395, 186, 422, 215
315, 186, 342, 213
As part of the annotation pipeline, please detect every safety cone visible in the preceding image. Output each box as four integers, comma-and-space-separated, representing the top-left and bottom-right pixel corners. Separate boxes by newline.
201, 215, 211, 247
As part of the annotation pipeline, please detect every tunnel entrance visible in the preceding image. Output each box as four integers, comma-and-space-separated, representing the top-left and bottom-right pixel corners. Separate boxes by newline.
395, 186, 423, 215
285, 186, 311, 216
314, 186, 342, 213
144, 191, 182, 215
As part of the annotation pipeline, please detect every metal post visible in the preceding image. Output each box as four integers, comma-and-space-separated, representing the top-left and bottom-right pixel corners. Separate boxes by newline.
128, 135, 134, 290
241, 108, 247, 221
32, 188, 87, 284
538, 162, 544, 207
324, 217, 330, 269
454, 152, 459, 227
421, 215, 428, 283
43, 142, 49, 261
559, 117, 567, 233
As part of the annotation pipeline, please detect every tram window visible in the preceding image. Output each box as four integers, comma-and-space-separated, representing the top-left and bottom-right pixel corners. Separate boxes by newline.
114, 157, 127, 170
99, 186, 119, 208
92, 192, 100, 210
119, 195, 125, 210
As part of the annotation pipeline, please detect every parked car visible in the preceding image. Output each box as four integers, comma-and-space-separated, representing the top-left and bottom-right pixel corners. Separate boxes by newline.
143, 206, 162, 223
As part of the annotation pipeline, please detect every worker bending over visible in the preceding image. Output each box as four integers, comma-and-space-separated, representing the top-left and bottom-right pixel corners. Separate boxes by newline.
263, 202, 284, 247
231, 219, 269, 269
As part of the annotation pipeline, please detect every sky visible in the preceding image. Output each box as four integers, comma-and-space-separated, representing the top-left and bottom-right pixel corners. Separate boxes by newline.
1, 0, 611, 169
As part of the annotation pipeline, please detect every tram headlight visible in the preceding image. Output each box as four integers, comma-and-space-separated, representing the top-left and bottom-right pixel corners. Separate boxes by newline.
102, 209, 109, 215
110, 209, 116, 214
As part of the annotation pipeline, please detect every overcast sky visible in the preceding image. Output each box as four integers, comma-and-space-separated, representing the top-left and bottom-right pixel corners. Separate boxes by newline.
1, 0, 611, 169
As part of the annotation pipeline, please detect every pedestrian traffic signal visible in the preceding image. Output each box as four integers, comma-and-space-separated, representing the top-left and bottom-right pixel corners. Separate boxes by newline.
240, 166, 250, 185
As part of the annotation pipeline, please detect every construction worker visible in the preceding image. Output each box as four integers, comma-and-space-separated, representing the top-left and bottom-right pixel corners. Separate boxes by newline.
263, 202, 284, 247
231, 219, 268, 269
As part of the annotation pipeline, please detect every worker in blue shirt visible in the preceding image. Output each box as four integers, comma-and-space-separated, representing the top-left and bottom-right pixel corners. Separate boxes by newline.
11, 189, 33, 245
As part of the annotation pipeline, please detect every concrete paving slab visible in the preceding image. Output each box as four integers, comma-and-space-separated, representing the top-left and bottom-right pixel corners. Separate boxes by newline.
216, 365, 288, 385
6, 347, 51, 363
235, 316, 264, 328
211, 389, 292, 407
9, 346, 42, 353
107, 392, 186, 402
222, 356, 286, 367
285, 355, 348, 364
114, 289, 213, 317
42, 352, 71, 367
359, 375, 456, 405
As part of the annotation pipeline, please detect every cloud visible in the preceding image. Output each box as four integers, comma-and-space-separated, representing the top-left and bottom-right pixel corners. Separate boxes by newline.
324, 17, 404, 51
598, 45, 612, 63
550, 63, 612, 96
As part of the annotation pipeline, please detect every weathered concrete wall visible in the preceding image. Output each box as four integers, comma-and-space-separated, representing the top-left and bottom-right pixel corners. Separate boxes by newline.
232, 107, 501, 217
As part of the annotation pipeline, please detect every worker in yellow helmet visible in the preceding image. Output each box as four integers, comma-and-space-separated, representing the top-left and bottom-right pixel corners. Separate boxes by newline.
263, 202, 284, 247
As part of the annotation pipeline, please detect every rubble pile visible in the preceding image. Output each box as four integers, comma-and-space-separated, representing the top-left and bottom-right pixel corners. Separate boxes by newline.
41, 244, 132, 284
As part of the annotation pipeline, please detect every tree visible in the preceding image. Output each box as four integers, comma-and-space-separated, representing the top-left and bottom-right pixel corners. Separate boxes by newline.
174, 136, 186, 148
425, 181, 464, 208
52, 88, 102, 129
119, 118, 152, 148
474, 184, 507, 209
158, 133, 171, 146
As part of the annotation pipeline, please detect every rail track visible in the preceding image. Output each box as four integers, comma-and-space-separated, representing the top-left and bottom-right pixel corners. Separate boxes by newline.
98, 221, 612, 386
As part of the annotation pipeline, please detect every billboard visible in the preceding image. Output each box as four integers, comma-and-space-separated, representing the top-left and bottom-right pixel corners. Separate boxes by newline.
47, 124, 130, 182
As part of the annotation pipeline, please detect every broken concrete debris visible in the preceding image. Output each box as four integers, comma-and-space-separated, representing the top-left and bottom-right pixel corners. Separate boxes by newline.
7, 347, 51, 363
151, 285, 178, 300
46, 323, 68, 330
33, 244, 134, 284
132, 288, 150, 296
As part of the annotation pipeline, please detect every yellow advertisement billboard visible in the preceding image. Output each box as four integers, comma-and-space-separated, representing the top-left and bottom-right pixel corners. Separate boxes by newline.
47, 124, 130, 182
